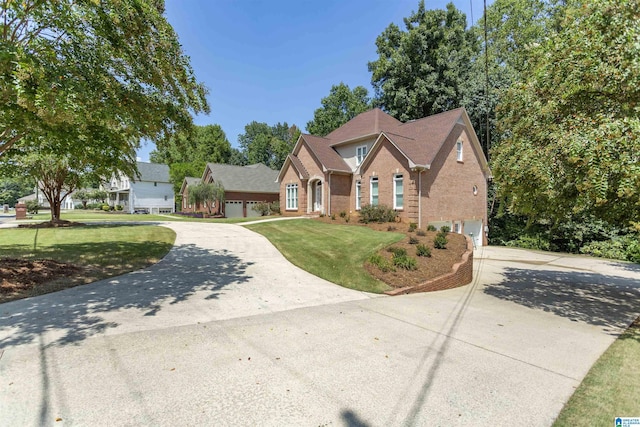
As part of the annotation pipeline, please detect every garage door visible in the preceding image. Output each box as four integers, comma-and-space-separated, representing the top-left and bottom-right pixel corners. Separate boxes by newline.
464, 220, 483, 247
246, 201, 262, 218
225, 200, 243, 218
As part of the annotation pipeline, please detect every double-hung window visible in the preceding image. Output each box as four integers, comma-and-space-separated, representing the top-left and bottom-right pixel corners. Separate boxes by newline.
355, 180, 361, 210
393, 174, 404, 209
456, 140, 463, 162
370, 176, 378, 206
356, 145, 368, 166
286, 184, 298, 210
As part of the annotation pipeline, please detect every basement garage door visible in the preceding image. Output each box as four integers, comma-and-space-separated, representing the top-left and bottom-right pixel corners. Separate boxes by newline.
246, 201, 262, 218
464, 220, 483, 247
224, 200, 243, 218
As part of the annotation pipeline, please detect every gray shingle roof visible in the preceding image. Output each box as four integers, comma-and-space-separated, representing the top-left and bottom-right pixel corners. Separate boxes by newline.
204, 163, 279, 193
135, 162, 170, 183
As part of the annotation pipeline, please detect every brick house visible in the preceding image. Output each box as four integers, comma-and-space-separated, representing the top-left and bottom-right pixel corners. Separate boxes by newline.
180, 163, 279, 218
276, 108, 491, 246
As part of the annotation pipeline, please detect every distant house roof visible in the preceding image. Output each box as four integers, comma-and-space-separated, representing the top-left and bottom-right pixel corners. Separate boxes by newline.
180, 177, 201, 194
17, 193, 37, 202
203, 163, 279, 193
134, 162, 170, 183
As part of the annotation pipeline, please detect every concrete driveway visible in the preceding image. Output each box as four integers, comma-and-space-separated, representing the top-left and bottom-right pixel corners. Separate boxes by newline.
1, 222, 639, 426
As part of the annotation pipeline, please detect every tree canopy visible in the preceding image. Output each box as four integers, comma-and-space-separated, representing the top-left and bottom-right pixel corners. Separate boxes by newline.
1, 0, 209, 163
491, 0, 640, 226
368, 1, 477, 121
306, 83, 372, 136
238, 122, 300, 170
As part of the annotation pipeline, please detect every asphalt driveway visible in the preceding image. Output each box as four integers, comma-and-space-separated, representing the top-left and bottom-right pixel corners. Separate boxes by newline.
1, 222, 639, 426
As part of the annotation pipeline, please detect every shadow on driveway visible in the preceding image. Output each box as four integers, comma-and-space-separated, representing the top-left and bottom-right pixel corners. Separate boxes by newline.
484, 267, 640, 332
0, 243, 253, 348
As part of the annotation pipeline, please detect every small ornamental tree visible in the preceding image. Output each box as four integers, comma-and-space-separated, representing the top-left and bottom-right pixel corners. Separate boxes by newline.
188, 182, 225, 216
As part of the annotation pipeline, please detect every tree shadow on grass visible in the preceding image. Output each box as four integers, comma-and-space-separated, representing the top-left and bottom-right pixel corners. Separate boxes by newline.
483, 267, 640, 334
0, 243, 253, 348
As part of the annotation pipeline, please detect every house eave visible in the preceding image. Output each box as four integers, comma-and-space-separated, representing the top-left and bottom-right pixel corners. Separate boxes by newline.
329, 132, 380, 148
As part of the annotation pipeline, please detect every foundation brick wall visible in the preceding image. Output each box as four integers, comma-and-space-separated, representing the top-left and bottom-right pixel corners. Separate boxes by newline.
385, 235, 474, 295
330, 174, 351, 214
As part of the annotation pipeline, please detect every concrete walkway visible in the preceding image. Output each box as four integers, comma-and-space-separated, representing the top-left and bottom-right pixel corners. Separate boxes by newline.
1, 222, 639, 426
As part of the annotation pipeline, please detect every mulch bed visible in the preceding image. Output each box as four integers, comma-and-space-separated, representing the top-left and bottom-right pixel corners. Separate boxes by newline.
1, 258, 82, 301
314, 216, 468, 289
18, 220, 85, 228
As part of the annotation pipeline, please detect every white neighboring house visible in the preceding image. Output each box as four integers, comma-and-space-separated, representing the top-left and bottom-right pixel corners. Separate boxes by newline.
17, 190, 76, 210
105, 162, 175, 214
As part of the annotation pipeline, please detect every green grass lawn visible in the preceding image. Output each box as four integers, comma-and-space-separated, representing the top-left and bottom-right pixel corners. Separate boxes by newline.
26, 210, 273, 223
0, 224, 176, 301
554, 318, 640, 426
245, 219, 404, 293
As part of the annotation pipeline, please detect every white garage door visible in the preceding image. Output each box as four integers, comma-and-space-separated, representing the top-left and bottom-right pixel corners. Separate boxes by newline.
246, 201, 262, 218
464, 220, 483, 247
225, 200, 243, 218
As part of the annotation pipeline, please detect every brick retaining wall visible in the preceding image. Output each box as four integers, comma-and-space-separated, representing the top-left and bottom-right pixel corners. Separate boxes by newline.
385, 235, 474, 295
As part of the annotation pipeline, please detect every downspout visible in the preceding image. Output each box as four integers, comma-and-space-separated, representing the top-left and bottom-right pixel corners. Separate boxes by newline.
418, 169, 422, 229
328, 172, 332, 215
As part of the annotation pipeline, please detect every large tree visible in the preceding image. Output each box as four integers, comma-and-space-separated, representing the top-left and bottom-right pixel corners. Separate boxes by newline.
149, 124, 232, 166
491, 0, 640, 226
368, 1, 477, 121
1, 0, 209, 161
238, 122, 300, 170
306, 83, 372, 136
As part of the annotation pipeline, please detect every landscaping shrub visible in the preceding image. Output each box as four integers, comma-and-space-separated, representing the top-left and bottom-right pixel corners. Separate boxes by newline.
251, 202, 271, 216
269, 201, 281, 215
408, 236, 419, 244
115, 205, 123, 211
416, 244, 431, 257
387, 246, 407, 257
434, 232, 448, 249
408, 222, 417, 232
359, 204, 397, 223
331, 213, 336, 220
368, 253, 395, 273
25, 200, 39, 214
339, 210, 347, 218
392, 252, 418, 270
416, 229, 426, 237
440, 225, 451, 233
580, 234, 640, 263
101, 204, 110, 212
427, 224, 437, 231
506, 235, 551, 251
387, 225, 397, 232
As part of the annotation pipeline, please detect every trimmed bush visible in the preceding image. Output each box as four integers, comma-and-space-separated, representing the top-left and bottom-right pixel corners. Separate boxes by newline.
408, 236, 419, 244
434, 233, 448, 249
387, 225, 397, 232
369, 253, 395, 273
25, 200, 39, 214
416, 229, 426, 237
269, 201, 281, 215
416, 244, 431, 257
115, 205, 123, 211
440, 225, 451, 233
387, 246, 407, 257
251, 202, 271, 216
339, 210, 347, 218
393, 253, 418, 270
427, 224, 437, 231
408, 222, 417, 232
101, 204, 110, 212
359, 204, 397, 223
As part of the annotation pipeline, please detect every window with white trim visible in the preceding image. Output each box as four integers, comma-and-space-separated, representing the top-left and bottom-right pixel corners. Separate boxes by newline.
454, 221, 462, 233
370, 176, 378, 206
456, 140, 463, 162
356, 145, 368, 166
393, 174, 404, 209
286, 184, 298, 210
355, 180, 361, 210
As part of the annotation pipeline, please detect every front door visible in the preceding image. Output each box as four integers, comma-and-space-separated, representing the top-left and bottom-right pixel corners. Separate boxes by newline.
314, 181, 322, 212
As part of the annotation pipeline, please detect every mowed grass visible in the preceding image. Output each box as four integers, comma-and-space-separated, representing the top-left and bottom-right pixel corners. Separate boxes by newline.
0, 224, 176, 301
554, 317, 640, 426
27, 210, 272, 223
245, 219, 404, 293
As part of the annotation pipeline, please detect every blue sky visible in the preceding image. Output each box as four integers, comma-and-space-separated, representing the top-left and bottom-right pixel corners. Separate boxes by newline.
138, 0, 489, 161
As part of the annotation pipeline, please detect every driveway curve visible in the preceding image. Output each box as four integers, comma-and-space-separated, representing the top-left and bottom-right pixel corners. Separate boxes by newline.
1, 222, 639, 426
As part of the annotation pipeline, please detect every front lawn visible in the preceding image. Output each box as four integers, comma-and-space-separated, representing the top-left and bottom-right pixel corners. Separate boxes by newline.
0, 224, 175, 302
245, 219, 404, 293
554, 317, 640, 426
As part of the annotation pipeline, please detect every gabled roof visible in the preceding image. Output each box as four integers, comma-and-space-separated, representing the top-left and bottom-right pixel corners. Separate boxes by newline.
300, 134, 351, 173
134, 162, 170, 183
203, 163, 279, 193
325, 108, 402, 143
180, 176, 201, 194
